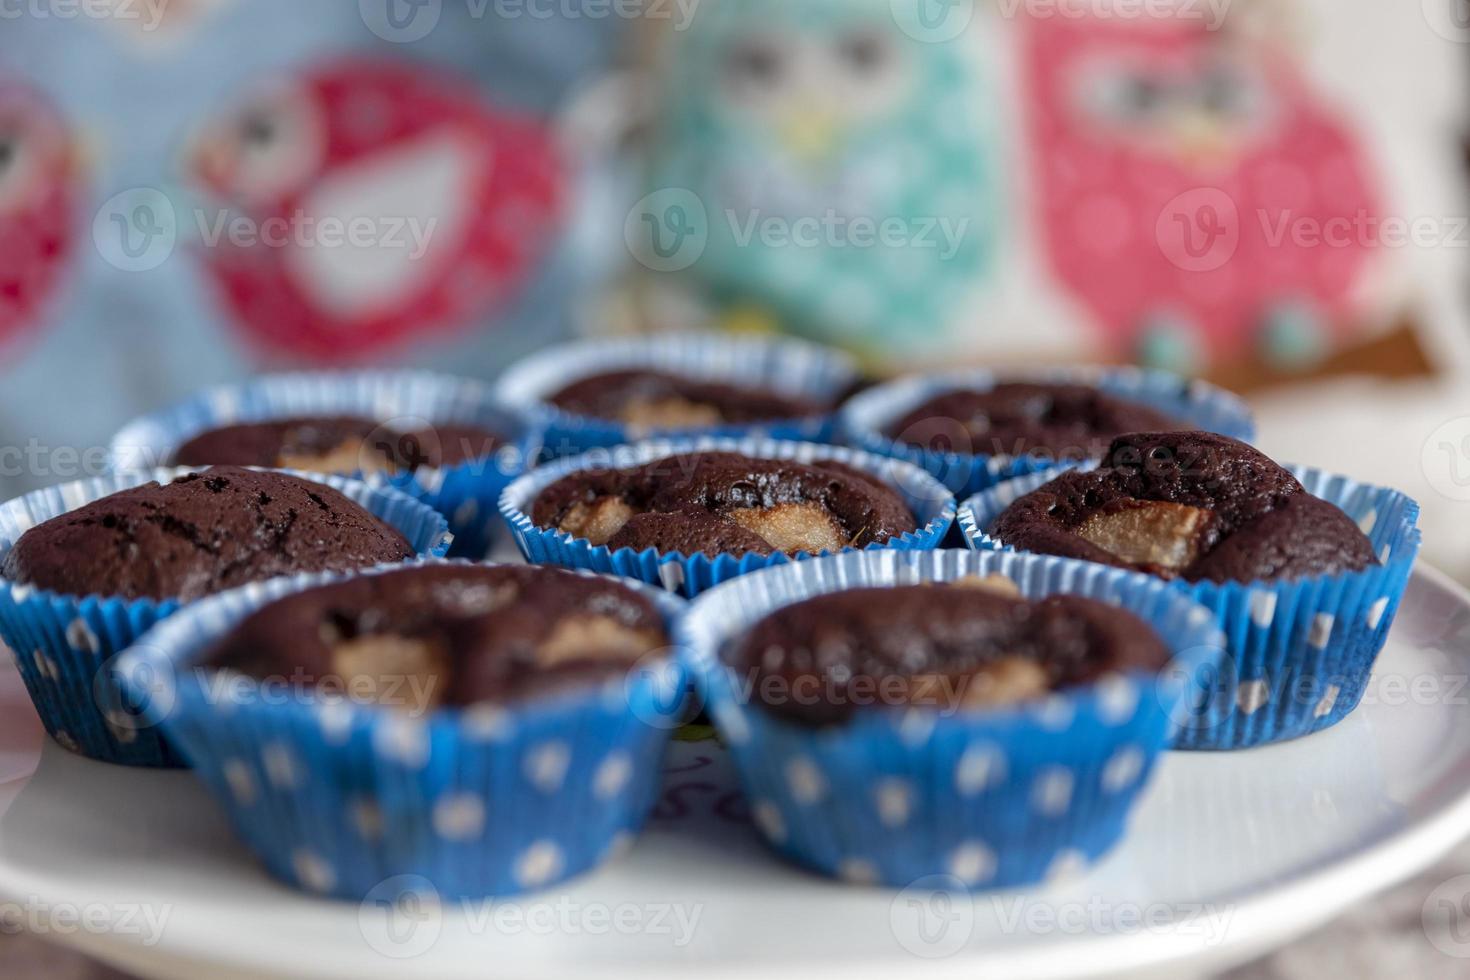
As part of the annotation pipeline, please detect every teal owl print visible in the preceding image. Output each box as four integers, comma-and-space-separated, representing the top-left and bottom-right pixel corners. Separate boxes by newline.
647, 0, 999, 360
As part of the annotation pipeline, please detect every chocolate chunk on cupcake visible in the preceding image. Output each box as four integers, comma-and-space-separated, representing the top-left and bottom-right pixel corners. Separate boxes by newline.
531, 452, 917, 557
0, 467, 415, 602
890, 382, 1184, 459
548, 370, 826, 430
729, 576, 1171, 727
174, 417, 503, 474
205, 565, 669, 708
990, 432, 1378, 583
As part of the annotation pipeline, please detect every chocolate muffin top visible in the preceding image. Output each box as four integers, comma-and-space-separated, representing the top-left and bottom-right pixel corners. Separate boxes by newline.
1, 467, 415, 602
531, 451, 918, 557
548, 370, 826, 429
889, 382, 1184, 459
989, 432, 1378, 584
173, 417, 504, 474
729, 576, 1170, 727
205, 565, 669, 709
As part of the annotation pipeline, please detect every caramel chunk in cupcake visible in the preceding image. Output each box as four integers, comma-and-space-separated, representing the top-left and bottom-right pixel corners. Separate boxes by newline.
729, 578, 1170, 726
549, 370, 827, 430
205, 565, 669, 709
531, 452, 917, 557
0, 467, 415, 602
890, 382, 1184, 459
990, 432, 1378, 583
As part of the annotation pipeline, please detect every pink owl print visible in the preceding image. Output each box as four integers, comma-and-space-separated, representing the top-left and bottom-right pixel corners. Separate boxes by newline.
1021, 9, 1382, 372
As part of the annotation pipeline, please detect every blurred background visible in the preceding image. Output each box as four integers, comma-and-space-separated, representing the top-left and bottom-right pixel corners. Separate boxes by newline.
1, 0, 1468, 976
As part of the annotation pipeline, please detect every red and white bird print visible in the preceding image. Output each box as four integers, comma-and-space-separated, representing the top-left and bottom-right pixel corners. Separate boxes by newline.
1022, 10, 1382, 371
0, 81, 78, 352
190, 58, 563, 361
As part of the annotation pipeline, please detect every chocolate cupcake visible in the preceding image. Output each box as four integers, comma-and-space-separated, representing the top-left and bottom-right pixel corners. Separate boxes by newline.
531, 451, 917, 558
961, 437, 1422, 749
500, 438, 955, 598
111, 371, 535, 560
679, 549, 1224, 889
0, 467, 449, 767
988, 432, 1378, 584
889, 382, 1184, 460
172, 417, 504, 474
731, 576, 1170, 728
206, 564, 669, 708
548, 370, 827, 431
3, 467, 415, 603
117, 562, 687, 898
840, 368, 1257, 498
495, 333, 860, 456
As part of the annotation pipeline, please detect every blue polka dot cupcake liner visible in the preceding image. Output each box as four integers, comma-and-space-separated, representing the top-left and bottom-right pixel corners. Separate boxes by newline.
676, 549, 1226, 890
109, 370, 540, 560
838, 366, 1257, 499
0, 468, 452, 769
959, 465, 1422, 750
115, 562, 690, 901
494, 332, 860, 458
499, 437, 956, 599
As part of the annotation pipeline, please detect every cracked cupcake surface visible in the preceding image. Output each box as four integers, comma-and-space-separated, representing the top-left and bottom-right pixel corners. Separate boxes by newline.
204, 565, 669, 708
989, 432, 1378, 584
0, 467, 415, 602
889, 382, 1184, 459
173, 417, 504, 474
531, 452, 917, 557
729, 576, 1170, 727
548, 370, 827, 430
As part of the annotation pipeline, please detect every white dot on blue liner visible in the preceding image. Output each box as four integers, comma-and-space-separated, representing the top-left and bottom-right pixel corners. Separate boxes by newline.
1309, 614, 1336, 650
1101, 746, 1145, 793
1034, 696, 1075, 731
1031, 767, 1074, 816
1358, 509, 1377, 535
1047, 849, 1090, 884
222, 759, 256, 806
374, 716, 430, 769
1249, 590, 1277, 629
947, 842, 997, 885
32, 650, 58, 681
432, 793, 487, 841
874, 779, 913, 829
104, 710, 138, 745
839, 858, 880, 885
1237, 680, 1270, 715
261, 743, 301, 789
66, 618, 99, 655
1367, 597, 1389, 631
955, 744, 1007, 797
1095, 675, 1139, 725
713, 704, 750, 746
524, 740, 571, 793
293, 850, 337, 894
784, 757, 827, 805
1314, 686, 1341, 719
317, 701, 355, 745
752, 800, 787, 844
515, 841, 565, 889
461, 704, 515, 743
594, 752, 634, 800
350, 798, 384, 841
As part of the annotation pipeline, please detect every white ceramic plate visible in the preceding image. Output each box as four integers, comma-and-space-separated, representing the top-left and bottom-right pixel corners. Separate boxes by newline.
2, 567, 1469, 980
